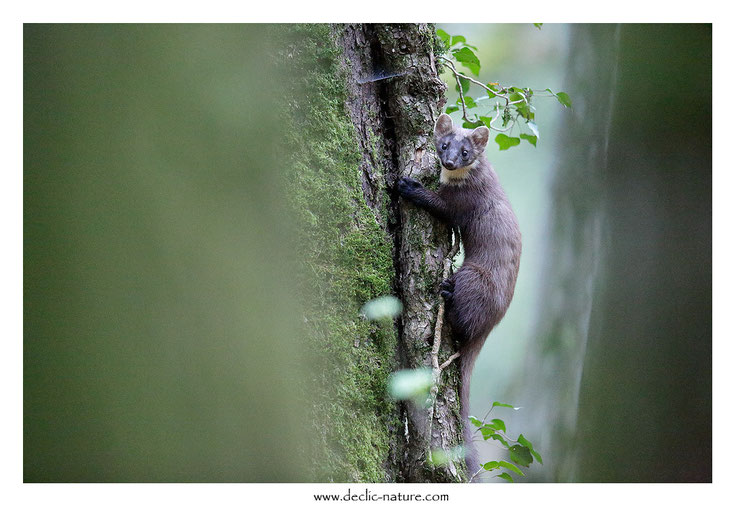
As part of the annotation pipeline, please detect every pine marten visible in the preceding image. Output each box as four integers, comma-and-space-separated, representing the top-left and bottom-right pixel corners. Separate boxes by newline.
398, 113, 522, 478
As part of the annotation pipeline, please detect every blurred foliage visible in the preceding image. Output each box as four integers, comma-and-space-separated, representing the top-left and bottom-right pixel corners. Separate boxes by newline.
360, 296, 403, 321
387, 368, 433, 407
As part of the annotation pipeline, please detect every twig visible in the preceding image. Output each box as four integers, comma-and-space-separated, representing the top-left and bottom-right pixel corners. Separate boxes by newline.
438, 55, 507, 102
430, 230, 461, 374
437, 56, 526, 133
468, 465, 485, 483
425, 229, 463, 470
439, 351, 461, 371
449, 64, 469, 123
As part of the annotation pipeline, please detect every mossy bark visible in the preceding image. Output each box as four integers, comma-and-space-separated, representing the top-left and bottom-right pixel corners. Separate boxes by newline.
284, 24, 466, 482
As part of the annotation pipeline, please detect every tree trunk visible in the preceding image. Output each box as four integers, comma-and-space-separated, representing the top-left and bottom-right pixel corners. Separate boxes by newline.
286, 23, 467, 482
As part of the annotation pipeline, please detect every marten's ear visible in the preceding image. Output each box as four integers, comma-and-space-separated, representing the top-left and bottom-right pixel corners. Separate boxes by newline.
435, 114, 454, 137
470, 126, 490, 150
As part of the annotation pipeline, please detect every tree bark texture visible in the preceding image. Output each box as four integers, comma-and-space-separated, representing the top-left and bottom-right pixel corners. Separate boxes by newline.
285, 23, 466, 482
336, 23, 466, 483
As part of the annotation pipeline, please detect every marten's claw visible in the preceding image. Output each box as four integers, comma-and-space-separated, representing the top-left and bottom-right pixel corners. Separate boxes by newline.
398, 177, 422, 198
440, 278, 455, 293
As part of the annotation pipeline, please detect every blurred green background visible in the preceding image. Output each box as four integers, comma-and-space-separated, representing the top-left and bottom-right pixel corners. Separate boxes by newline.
24, 23, 711, 482
24, 24, 308, 481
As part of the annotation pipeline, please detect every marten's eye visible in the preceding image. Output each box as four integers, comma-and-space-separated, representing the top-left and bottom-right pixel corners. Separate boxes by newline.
441, 143, 448, 151
462, 149, 469, 158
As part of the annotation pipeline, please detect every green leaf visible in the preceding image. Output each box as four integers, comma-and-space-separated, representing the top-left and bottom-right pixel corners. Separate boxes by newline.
534, 23, 543, 30
445, 105, 459, 114
451, 47, 481, 76
514, 102, 534, 121
436, 29, 450, 44
457, 96, 477, 109
520, 133, 537, 147
496, 472, 514, 482
518, 434, 543, 464
469, 416, 483, 427
454, 76, 470, 95
517, 433, 533, 449
489, 433, 511, 448
499, 460, 525, 476
462, 120, 483, 129
495, 134, 521, 151
450, 35, 466, 46
478, 116, 492, 128
531, 449, 543, 464
490, 418, 506, 432
483, 460, 501, 471
509, 444, 533, 467
509, 90, 525, 103
492, 401, 519, 410
546, 88, 573, 108
479, 426, 495, 440
555, 91, 572, 108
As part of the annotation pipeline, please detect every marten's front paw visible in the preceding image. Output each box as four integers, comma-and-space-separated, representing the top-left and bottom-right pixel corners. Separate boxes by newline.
398, 177, 423, 199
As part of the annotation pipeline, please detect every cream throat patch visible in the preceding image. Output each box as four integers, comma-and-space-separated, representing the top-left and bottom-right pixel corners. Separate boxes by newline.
440, 159, 478, 185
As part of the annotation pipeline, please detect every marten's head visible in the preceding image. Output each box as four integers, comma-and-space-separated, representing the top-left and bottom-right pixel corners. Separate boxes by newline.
434, 114, 490, 183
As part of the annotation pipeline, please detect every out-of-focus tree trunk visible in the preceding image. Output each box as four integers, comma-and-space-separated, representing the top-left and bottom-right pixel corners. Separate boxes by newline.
522, 23, 711, 482
574, 23, 711, 482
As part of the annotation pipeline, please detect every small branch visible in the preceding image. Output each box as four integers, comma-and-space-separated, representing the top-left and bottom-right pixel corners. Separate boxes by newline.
430, 234, 460, 374
437, 56, 527, 133
468, 465, 485, 483
425, 229, 462, 467
438, 56, 473, 124
438, 55, 508, 104
439, 351, 461, 371
449, 64, 470, 123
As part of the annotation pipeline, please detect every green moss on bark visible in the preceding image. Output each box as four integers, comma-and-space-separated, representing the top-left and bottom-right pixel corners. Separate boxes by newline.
280, 24, 399, 482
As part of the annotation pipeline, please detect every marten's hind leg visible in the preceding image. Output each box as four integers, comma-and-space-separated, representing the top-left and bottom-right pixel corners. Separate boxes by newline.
446, 263, 499, 345
440, 278, 455, 303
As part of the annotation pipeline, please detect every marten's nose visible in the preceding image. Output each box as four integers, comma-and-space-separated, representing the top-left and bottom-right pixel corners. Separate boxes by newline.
444, 161, 456, 170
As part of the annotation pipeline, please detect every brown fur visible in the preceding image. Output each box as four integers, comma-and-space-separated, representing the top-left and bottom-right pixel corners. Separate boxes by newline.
398, 114, 522, 478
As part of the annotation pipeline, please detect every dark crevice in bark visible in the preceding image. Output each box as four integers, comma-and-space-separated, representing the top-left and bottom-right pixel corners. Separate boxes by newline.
364, 23, 407, 371
363, 23, 413, 482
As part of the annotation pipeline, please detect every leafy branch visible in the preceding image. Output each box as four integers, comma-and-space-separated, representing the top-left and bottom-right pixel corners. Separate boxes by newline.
436, 28, 572, 151
468, 403, 543, 482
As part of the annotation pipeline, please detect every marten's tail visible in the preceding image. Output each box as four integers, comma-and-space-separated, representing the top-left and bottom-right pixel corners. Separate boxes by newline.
459, 336, 486, 481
